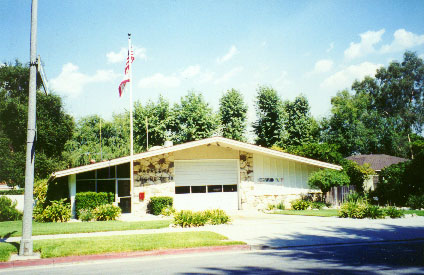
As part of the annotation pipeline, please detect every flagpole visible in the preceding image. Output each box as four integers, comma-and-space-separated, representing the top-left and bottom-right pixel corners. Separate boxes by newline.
128, 33, 134, 213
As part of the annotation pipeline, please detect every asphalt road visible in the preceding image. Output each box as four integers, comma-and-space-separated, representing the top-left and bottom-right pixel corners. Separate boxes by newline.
4, 240, 424, 274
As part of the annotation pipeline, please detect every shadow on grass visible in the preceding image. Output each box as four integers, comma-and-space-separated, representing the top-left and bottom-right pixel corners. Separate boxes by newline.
0, 231, 17, 241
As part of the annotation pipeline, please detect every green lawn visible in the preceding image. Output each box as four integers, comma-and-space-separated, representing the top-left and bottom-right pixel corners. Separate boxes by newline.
0, 243, 17, 262
404, 210, 424, 216
0, 220, 172, 238
271, 209, 339, 217
33, 231, 244, 259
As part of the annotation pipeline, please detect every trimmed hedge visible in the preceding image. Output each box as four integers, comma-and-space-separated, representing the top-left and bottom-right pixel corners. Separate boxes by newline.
75, 192, 114, 217
147, 196, 173, 215
0, 189, 24, 195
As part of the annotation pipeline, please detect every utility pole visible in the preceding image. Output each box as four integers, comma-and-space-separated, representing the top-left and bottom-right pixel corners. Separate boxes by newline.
20, 0, 38, 256
146, 117, 149, 150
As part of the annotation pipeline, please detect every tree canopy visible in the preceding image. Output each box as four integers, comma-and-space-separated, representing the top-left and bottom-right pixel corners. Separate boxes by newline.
219, 89, 248, 141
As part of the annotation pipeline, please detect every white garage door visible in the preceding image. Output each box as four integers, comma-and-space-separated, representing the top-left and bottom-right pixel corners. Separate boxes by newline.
174, 160, 239, 211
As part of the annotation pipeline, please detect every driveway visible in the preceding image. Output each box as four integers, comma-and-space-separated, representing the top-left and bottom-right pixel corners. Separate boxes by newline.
208, 211, 424, 248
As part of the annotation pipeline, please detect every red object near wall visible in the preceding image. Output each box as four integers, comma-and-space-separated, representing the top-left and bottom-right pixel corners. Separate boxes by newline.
139, 192, 145, 201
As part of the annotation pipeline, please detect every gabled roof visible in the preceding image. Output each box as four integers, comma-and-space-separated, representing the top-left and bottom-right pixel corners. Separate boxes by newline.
346, 154, 409, 171
50, 137, 342, 180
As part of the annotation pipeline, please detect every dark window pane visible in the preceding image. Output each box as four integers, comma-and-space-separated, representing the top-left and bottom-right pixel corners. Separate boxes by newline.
76, 171, 95, 180
97, 166, 115, 179
97, 180, 115, 194
119, 197, 131, 213
208, 185, 222, 193
223, 185, 237, 192
118, 180, 131, 197
117, 163, 130, 178
175, 186, 190, 194
76, 180, 95, 193
191, 186, 206, 193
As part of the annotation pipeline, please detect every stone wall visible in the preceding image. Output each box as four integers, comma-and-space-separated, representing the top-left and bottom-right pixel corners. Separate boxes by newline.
132, 153, 175, 215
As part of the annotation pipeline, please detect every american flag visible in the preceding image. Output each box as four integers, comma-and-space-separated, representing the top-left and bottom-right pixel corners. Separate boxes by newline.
119, 48, 134, 97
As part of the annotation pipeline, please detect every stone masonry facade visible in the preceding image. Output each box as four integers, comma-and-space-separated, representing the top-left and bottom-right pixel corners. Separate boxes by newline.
132, 153, 176, 215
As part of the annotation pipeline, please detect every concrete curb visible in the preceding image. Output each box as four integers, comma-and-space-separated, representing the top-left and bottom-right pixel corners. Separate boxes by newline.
0, 245, 250, 269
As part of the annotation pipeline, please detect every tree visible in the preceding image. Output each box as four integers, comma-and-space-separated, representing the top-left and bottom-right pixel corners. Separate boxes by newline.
134, 96, 172, 150
340, 160, 375, 194
280, 95, 315, 148
253, 86, 284, 147
308, 169, 350, 194
276, 142, 344, 165
169, 91, 218, 143
218, 89, 248, 141
0, 61, 74, 187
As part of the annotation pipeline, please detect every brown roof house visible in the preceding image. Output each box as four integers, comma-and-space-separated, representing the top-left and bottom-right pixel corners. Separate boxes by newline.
346, 154, 409, 191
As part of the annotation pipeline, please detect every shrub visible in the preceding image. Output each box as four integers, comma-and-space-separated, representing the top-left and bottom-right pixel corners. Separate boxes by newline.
147, 196, 173, 215
0, 189, 24, 195
291, 199, 310, 210
308, 169, 350, 193
173, 209, 230, 227
311, 201, 326, 210
78, 209, 95, 222
160, 206, 176, 216
40, 199, 71, 222
93, 204, 121, 221
275, 201, 285, 210
384, 206, 404, 218
406, 195, 424, 210
339, 200, 368, 219
204, 209, 230, 225
0, 196, 23, 221
365, 204, 384, 219
173, 210, 208, 227
75, 192, 114, 217
345, 191, 363, 203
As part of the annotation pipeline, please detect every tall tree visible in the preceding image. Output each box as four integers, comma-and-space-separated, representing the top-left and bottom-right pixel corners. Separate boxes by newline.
218, 89, 248, 141
280, 95, 315, 148
0, 61, 74, 186
170, 91, 218, 143
253, 86, 284, 147
134, 96, 172, 150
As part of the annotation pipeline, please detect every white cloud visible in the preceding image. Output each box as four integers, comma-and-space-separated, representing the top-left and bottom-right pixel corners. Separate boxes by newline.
274, 71, 293, 90
50, 63, 118, 97
106, 46, 147, 63
321, 62, 382, 91
138, 73, 180, 89
420, 54, 424, 59
313, 59, 334, 73
380, 29, 424, 54
217, 45, 239, 64
180, 65, 201, 79
326, 42, 334, 53
344, 29, 385, 60
214, 66, 243, 84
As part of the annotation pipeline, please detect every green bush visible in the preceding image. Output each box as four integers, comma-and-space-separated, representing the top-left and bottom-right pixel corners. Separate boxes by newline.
308, 169, 350, 193
406, 195, 424, 210
275, 202, 285, 210
93, 204, 121, 221
160, 206, 176, 216
0, 189, 24, 195
37, 199, 71, 222
339, 200, 368, 219
365, 204, 384, 219
204, 209, 230, 225
345, 191, 363, 203
311, 201, 326, 210
173, 209, 230, 227
78, 209, 95, 222
384, 206, 404, 218
75, 192, 114, 217
147, 196, 173, 215
0, 196, 23, 221
291, 199, 310, 210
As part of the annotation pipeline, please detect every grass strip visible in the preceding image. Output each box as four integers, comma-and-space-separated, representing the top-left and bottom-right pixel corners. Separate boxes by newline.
0, 220, 172, 238
404, 210, 424, 216
271, 209, 339, 217
0, 243, 18, 262
33, 231, 244, 258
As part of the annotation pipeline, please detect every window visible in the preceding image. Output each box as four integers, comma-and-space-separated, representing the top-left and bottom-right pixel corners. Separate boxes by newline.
191, 186, 206, 193
223, 185, 237, 192
117, 163, 130, 178
175, 186, 190, 194
97, 180, 115, 194
97, 167, 115, 179
208, 185, 222, 193
76, 180, 95, 193
76, 171, 95, 180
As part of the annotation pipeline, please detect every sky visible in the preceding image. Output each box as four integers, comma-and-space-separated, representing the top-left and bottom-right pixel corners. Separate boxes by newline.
2, 1, 424, 128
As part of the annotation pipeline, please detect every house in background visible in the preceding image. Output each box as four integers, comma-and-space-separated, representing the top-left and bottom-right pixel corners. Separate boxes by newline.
49, 137, 341, 217
346, 154, 409, 191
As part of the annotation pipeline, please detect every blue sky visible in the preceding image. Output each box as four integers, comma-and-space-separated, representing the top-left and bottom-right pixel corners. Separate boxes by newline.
2, 1, 424, 127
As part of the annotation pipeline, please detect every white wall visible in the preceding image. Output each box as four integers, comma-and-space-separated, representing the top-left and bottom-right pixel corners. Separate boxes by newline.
2, 195, 25, 211
253, 154, 320, 195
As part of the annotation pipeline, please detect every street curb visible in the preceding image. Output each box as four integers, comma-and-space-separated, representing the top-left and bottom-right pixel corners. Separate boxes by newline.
0, 245, 250, 269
